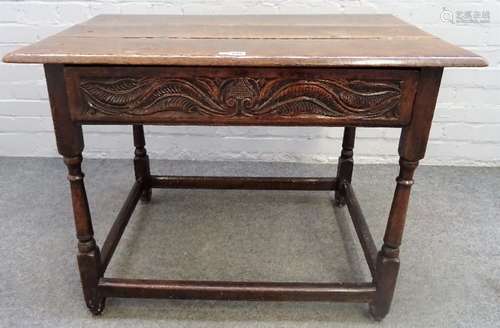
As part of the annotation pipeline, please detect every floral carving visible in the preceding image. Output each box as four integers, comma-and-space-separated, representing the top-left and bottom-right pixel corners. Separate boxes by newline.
80, 77, 402, 119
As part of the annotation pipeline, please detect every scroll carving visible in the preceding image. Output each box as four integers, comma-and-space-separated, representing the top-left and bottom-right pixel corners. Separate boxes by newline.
80, 77, 402, 119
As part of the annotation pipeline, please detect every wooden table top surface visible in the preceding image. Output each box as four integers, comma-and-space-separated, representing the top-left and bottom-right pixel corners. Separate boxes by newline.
3, 14, 487, 67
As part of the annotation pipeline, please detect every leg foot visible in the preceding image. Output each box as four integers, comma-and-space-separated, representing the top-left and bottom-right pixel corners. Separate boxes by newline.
368, 303, 385, 321
88, 296, 106, 315
141, 187, 152, 203
334, 193, 346, 207
370, 248, 400, 321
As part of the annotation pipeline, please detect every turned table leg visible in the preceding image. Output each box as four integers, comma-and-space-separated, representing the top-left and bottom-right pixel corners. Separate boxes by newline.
369, 157, 417, 320
370, 68, 443, 320
132, 125, 152, 202
64, 155, 105, 314
335, 127, 356, 206
45, 64, 105, 314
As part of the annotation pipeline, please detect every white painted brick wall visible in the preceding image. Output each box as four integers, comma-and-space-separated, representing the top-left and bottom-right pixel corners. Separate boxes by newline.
1, 0, 499, 166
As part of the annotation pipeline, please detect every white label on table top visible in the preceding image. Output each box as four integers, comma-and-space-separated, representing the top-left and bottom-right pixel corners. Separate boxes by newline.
218, 51, 247, 56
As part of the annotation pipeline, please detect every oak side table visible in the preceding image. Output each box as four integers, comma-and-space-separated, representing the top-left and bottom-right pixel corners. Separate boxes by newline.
3, 14, 487, 320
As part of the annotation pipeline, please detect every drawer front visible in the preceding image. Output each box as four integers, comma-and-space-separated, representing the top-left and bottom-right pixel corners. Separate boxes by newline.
65, 66, 418, 126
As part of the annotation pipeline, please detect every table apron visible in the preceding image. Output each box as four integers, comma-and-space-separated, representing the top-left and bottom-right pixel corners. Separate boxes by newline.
64, 66, 419, 127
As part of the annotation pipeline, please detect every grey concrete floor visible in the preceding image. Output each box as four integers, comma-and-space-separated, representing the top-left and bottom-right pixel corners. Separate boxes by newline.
0, 157, 499, 328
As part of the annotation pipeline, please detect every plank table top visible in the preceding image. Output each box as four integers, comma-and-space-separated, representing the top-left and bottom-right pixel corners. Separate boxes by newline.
3, 14, 487, 67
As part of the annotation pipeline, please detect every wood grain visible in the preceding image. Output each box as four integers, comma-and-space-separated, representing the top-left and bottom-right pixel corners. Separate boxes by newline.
98, 278, 376, 302
3, 15, 487, 67
64, 66, 418, 126
80, 78, 401, 118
